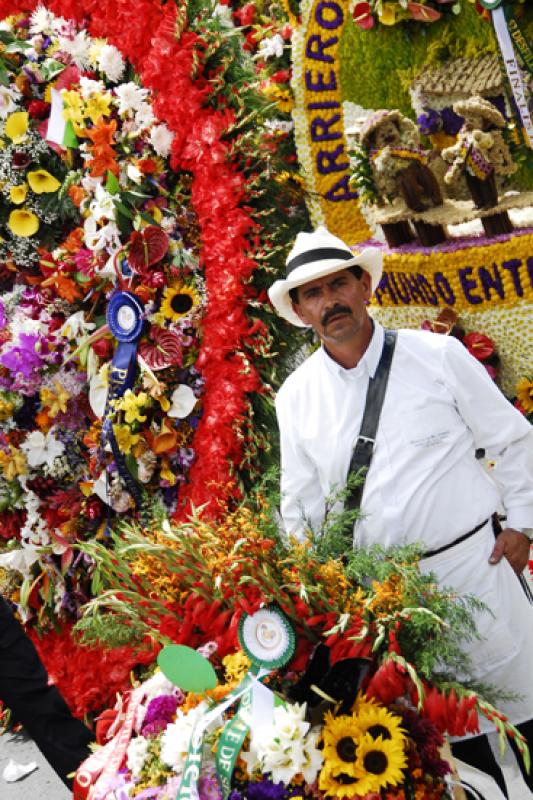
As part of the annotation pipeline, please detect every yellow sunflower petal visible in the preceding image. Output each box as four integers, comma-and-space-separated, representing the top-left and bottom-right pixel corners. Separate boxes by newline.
8, 208, 39, 237
9, 183, 28, 204
5, 111, 29, 143
27, 169, 61, 194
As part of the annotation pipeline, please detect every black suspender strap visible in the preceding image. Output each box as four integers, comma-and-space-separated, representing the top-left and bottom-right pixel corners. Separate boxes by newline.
344, 329, 397, 519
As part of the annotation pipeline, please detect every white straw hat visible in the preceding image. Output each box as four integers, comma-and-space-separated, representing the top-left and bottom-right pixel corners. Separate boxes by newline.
268, 226, 382, 327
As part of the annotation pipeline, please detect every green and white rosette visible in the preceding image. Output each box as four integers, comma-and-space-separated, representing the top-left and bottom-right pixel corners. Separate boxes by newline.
238, 606, 296, 670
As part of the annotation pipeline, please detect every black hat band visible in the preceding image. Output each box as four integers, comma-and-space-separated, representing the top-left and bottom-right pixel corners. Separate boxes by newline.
286, 247, 354, 276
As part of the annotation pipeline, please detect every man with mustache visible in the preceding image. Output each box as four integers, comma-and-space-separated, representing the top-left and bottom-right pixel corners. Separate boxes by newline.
269, 226, 533, 796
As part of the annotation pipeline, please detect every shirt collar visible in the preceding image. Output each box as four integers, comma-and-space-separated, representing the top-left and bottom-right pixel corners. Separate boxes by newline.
321, 321, 384, 380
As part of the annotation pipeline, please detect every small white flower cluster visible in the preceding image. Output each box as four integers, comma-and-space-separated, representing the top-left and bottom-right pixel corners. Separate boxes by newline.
241, 702, 323, 785
258, 34, 285, 60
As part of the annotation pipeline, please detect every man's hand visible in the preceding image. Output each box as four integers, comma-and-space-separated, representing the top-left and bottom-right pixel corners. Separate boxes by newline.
489, 528, 531, 575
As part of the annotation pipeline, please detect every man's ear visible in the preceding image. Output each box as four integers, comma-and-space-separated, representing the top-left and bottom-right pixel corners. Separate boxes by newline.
360, 270, 372, 301
291, 299, 310, 326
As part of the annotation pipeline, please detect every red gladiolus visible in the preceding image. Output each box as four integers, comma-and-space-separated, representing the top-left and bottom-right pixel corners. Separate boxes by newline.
365, 659, 408, 704
233, 2, 255, 26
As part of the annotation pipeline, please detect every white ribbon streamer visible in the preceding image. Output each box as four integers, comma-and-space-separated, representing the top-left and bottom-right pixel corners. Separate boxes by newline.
492, 7, 533, 148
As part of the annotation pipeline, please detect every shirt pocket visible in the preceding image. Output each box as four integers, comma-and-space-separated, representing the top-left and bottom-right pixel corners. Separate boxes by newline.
400, 404, 460, 451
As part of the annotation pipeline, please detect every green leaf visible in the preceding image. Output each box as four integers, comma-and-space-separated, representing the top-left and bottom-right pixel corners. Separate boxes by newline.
106, 171, 120, 195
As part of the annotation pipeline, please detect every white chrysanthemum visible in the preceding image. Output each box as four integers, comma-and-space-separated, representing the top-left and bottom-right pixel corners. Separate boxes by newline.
114, 82, 149, 114
10, 310, 44, 338
0, 85, 21, 119
150, 123, 174, 157
243, 703, 322, 785
212, 4, 234, 27
258, 33, 284, 60
79, 76, 106, 100
98, 44, 125, 83
160, 702, 212, 772
134, 103, 156, 131
142, 670, 180, 704
58, 31, 92, 69
29, 5, 56, 34
21, 430, 66, 468
126, 736, 150, 779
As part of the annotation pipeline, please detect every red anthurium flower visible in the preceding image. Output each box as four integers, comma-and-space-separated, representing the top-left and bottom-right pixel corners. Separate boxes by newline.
128, 226, 169, 275
138, 326, 183, 370
353, 2, 375, 29
463, 331, 495, 361
407, 2, 442, 21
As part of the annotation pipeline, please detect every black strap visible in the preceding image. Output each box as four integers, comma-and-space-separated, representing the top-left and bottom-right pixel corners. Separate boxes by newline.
344, 330, 397, 517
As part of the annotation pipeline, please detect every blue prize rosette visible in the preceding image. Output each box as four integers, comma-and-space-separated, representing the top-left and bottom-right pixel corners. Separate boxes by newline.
101, 291, 145, 508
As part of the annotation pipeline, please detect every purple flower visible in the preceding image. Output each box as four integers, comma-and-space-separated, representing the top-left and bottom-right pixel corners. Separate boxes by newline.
417, 110, 441, 136
0, 334, 44, 379
248, 779, 287, 800
199, 765, 223, 800
441, 107, 464, 136
141, 694, 180, 737
0, 302, 6, 329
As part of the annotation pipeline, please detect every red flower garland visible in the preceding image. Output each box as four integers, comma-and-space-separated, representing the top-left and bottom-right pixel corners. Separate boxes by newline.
2, 0, 263, 519
1, 0, 267, 711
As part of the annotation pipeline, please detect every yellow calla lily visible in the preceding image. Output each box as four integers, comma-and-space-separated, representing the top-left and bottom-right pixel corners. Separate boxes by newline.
27, 169, 61, 194
10, 183, 28, 205
8, 208, 39, 237
379, 3, 398, 24
5, 111, 29, 143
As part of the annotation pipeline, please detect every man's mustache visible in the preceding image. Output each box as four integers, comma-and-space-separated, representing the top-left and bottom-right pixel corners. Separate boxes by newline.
321, 305, 352, 326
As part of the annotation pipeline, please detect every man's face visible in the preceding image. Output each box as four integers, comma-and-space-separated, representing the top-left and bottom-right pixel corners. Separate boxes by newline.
292, 268, 372, 345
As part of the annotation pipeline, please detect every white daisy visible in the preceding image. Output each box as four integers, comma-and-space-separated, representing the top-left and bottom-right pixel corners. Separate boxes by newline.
58, 30, 92, 69
29, 5, 56, 35
98, 44, 125, 83
134, 103, 156, 131
79, 76, 106, 100
114, 82, 149, 114
150, 123, 174, 157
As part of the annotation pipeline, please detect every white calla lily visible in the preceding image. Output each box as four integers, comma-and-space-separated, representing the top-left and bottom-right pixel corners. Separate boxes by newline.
167, 385, 196, 419
89, 363, 109, 418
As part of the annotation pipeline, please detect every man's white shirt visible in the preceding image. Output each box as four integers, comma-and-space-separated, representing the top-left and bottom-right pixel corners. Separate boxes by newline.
275, 322, 533, 549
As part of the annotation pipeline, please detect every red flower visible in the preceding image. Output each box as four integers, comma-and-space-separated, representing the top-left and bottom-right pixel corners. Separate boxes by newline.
27, 99, 50, 119
233, 2, 255, 26
463, 332, 495, 361
353, 2, 374, 29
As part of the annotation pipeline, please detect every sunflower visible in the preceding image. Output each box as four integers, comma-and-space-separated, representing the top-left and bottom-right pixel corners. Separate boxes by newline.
160, 284, 200, 322
353, 733, 407, 795
516, 377, 533, 415
322, 711, 363, 778
319, 764, 368, 799
354, 702, 407, 746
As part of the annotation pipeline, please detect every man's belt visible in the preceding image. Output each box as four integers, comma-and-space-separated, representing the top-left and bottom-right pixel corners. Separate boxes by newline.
423, 518, 490, 559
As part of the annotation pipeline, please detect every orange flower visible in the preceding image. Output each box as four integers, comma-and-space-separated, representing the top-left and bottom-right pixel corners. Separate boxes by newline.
68, 185, 85, 207
42, 273, 82, 303
35, 409, 53, 432
62, 227, 85, 253
86, 119, 119, 177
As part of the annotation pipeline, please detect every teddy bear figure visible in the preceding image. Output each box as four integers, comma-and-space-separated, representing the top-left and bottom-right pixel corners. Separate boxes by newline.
357, 109, 446, 246
442, 96, 517, 236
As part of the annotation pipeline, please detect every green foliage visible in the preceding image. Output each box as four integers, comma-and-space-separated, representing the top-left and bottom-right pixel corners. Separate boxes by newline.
339, 5, 497, 117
